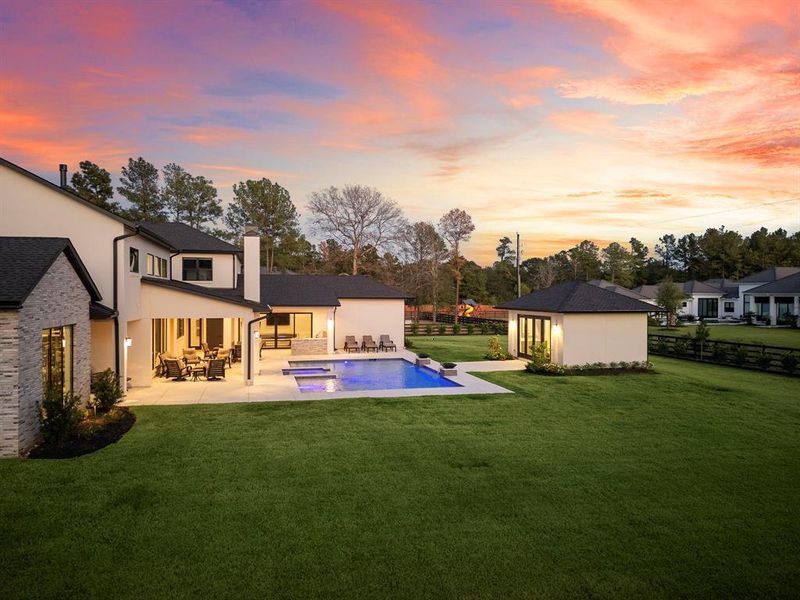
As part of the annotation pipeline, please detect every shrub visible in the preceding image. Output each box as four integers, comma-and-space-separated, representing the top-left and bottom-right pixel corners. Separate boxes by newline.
779, 313, 798, 328
480, 322, 490, 335
529, 342, 551, 368
656, 338, 668, 354
425, 324, 433, 335
437, 324, 446, 336
711, 343, 727, 362
466, 324, 474, 335
410, 323, 419, 335
672, 337, 689, 356
685, 315, 696, 322
40, 388, 82, 445
484, 335, 512, 360
441, 362, 457, 369
781, 353, 799, 373
757, 351, 773, 370
744, 311, 755, 325
647, 315, 660, 327
90, 369, 123, 414
452, 323, 461, 335
405, 338, 414, 349
733, 345, 748, 365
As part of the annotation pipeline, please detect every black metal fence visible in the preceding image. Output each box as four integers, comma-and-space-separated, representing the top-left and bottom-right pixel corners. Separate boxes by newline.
648, 334, 799, 376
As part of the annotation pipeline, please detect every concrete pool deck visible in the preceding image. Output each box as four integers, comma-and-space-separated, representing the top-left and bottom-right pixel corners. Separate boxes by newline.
122, 349, 521, 406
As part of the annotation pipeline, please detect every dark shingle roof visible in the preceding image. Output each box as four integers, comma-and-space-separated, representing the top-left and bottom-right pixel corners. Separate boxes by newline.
90, 302, 116, 319
249, 274, 413, 307
0, 237, 101, 308
703, 278, 740, 298
140, 277, 262, 310
739, 267, 800, 283
495, 280, 656, 313
745, 272, 800, 295
137, 222, 241, 253
633, 280, 724, 299
587, 279, 652, 301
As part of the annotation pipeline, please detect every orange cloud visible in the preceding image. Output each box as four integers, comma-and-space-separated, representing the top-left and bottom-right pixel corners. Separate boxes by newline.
547, 110, 619, 135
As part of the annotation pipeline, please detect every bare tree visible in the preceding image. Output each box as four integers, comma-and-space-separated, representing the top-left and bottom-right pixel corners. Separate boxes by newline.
438, 208, 475, 324
400, 222, 448, 322
308, 185, 405, 275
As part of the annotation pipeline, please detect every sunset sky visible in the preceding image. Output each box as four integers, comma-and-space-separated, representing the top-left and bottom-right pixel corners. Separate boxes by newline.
1, 0, 798, 264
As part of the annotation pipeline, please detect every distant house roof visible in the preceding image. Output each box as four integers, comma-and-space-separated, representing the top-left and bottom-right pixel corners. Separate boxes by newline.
0, 237, 102, 308
137, 222, 241, 253
633, 280, 724, 299
0, 156, 133, 227
587, 279, 652, 301
140, 277, 264, 310
495, 280, 656, 313
703, 278, 740, 298
739, 267, 800, 284
744, 272, 800, 295
250, 274, 413, 308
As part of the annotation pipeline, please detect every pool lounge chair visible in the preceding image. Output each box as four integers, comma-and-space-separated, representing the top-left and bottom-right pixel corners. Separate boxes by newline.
362, 335, 378, 352
379, 335, 396, 351
163, 358, 190, 381
344, 336, 359, 353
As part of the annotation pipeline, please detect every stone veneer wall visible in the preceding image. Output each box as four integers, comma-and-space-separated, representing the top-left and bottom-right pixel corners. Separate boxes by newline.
291, 338, 328, 355
0, 253, 91, 457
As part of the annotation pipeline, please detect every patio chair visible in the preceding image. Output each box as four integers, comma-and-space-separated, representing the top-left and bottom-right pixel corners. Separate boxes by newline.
379, 335, 396, 351
158, 353, 177, 377
344, 336, 359, 353
201, 342, 217, 358
183, 348, 202, 366
206, 358, 227, 381
216, 348, 232, 367
163, 358, 190, 381
362, 335, 378, 352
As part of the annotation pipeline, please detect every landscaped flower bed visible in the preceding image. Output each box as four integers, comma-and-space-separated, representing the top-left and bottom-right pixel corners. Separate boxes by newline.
28, 407, 135, 459
527, 361, 654, 376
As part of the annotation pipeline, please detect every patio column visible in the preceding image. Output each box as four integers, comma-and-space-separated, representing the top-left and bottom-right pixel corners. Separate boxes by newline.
794, 296, 799, 325
769, 296, 777, 325
326, 309, 335, 354
243, 318, 257, 385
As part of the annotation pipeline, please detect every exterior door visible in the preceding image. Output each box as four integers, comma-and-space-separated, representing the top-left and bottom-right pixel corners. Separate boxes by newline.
206, 318, 224, 348
517, 315, 551, 359
697, 298, 718, 319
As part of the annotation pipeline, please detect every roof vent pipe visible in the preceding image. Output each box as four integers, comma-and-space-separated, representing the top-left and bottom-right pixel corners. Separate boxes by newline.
59, 164, 68, 188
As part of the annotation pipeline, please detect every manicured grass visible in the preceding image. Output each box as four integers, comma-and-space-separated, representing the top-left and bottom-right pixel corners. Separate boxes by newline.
407, 334, 507, 362
650, 325, 800, 348
1, 358, 799, 599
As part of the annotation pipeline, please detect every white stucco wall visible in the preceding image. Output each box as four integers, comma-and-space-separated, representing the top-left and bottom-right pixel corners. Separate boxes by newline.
334, 299, 405, 351
561, 313, 648, 365
171, 253, 239, 288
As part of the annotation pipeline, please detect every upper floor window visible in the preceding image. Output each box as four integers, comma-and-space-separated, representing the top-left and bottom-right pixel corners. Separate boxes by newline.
147, 253, 168, 278
183, 258, 213, 281
129, 248, 139, 273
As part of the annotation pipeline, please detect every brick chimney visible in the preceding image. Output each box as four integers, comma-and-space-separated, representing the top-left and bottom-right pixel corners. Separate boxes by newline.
243, 225, 260, 303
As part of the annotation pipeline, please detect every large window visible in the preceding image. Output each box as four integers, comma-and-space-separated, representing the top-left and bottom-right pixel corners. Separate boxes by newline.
147, 254, 168, 278
183, 258, 213, 281
724, 301, 735, 313
129, 248, 139, 273
152, 319, 167, 368
259, 313, 313, 350
517, 315, 551, 359
42, 325, 73, 395
697, 298, 718, 319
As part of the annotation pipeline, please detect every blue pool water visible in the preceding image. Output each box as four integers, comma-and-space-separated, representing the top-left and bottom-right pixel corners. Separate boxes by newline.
288, 358, 461, 393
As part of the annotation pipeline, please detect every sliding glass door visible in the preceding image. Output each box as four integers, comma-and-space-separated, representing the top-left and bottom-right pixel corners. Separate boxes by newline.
517, 315, 551, 359
697, 298, 719, 319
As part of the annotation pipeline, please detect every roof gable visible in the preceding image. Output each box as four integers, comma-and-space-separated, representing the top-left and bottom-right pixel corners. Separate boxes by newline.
496, 280, 656, 313
0, 237, 102, 307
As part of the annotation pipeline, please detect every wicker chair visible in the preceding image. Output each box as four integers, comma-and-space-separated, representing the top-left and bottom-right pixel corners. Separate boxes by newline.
344, 336, 359, 353
163, 359, 190, 381
379, 335, 396, 351
361, 335, 378, 352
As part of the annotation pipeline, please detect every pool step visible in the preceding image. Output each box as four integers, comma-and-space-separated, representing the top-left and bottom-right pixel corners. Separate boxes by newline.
293, 373, 337, 381
282, 367, 331, 375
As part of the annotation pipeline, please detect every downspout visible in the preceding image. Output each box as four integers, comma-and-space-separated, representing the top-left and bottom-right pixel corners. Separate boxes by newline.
113, 230, 138, 378
246, 306, 273, 383
332, 306, 337, 351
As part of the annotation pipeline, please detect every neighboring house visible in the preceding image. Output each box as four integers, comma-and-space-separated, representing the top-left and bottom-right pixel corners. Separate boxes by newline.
735, 267, 800, 318
0, 157, 410, 393
741, 272, 800, 324
0, 238, 101, 457
587, 279, 655, 303
632, 280, 725, 319
496, 281, 655, 365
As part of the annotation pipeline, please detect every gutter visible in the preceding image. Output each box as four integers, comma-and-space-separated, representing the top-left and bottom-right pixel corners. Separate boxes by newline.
246, 306, 273, 384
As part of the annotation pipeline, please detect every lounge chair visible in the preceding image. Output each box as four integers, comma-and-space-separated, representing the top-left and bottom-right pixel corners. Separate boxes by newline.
163, 358, 190, 381
201, 342, 217, 358
379, 335, 396, 351
183, 348, 202, 366
344, 336, 359, 353
158, 352, 177, 377
362, 335, 378, 352
216, 348, 232, 367
206, 358, 227, 381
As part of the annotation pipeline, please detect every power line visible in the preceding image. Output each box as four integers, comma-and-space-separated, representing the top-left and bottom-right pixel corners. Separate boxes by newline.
656, 197, 798, 224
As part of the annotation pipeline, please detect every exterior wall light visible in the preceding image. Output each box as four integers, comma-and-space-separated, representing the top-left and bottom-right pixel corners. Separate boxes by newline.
124, 337, 133, 347
552, 324, 562, 336
253, 331, 260, 339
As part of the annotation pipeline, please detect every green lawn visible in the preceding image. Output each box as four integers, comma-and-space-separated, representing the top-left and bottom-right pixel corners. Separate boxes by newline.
2, 358, 799, 599
408, 334, 506, 362
650, 325, 800, 348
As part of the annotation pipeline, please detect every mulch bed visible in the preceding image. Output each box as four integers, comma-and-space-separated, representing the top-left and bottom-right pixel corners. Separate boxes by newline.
28, 408, 136, 459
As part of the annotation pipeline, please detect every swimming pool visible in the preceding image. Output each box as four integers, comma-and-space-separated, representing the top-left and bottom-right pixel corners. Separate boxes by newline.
287, 358, 461, 393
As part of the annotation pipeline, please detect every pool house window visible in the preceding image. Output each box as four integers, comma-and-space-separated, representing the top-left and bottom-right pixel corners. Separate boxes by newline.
183, 258, 213, 281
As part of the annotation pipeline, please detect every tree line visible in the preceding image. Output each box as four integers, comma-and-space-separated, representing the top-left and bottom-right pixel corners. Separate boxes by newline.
67, 159, 799, 314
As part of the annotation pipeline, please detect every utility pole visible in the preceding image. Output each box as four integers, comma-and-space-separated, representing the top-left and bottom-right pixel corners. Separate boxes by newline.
516, 232, 522, 297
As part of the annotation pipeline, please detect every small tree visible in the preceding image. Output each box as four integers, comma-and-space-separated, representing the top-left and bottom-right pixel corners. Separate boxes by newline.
656, 279, 684, 327
40, 389, 82, 445
439, 208, 475, 325
91, 369, 123, 413
694, 320, 711, 360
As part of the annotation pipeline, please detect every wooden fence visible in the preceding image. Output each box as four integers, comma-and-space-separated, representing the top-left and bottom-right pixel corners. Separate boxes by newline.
407, 311, 507, 325
405, 321, 508, 336
648, 334, 799, 376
